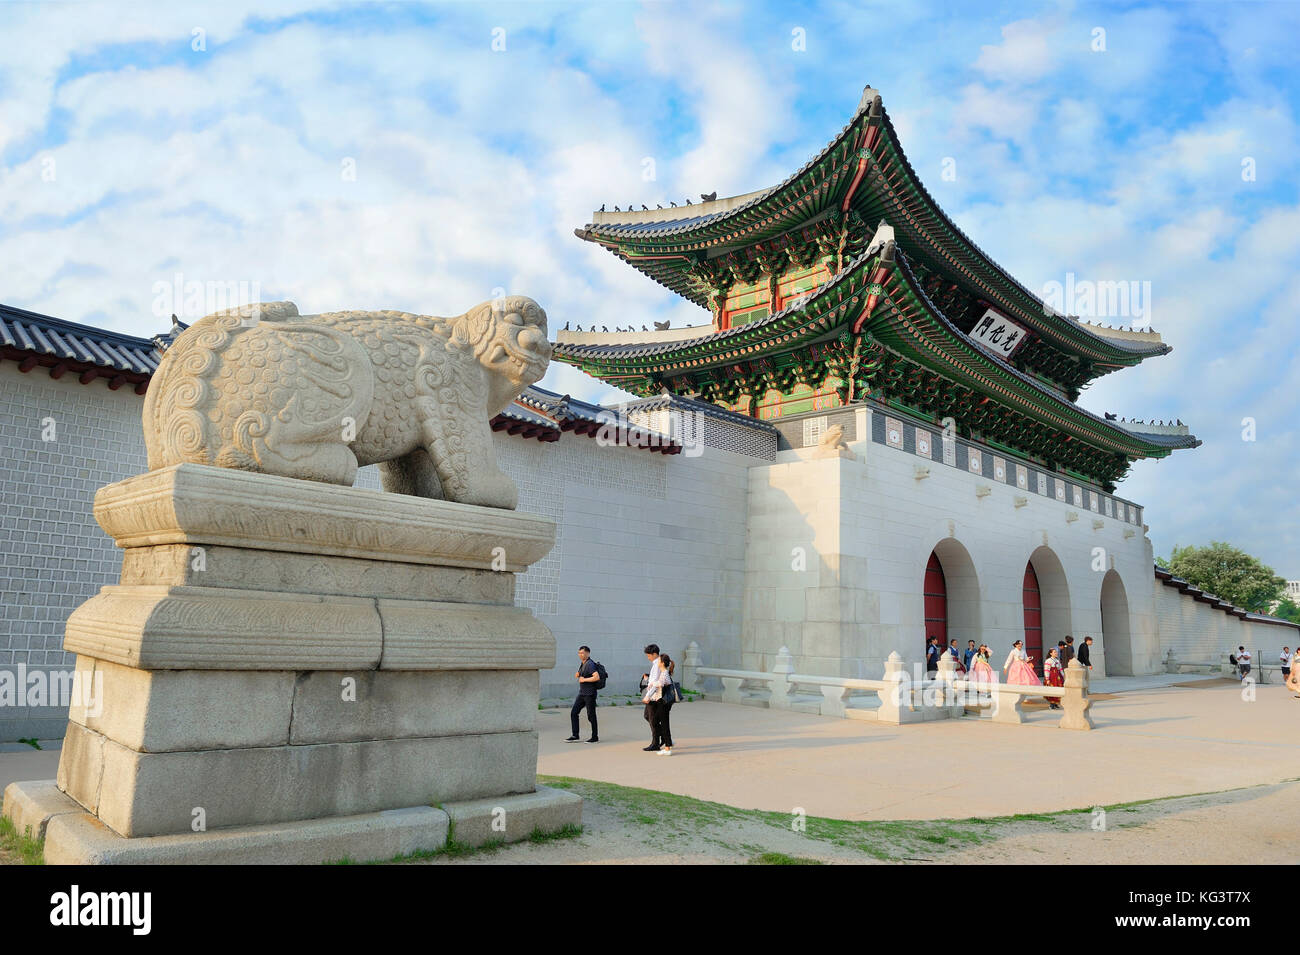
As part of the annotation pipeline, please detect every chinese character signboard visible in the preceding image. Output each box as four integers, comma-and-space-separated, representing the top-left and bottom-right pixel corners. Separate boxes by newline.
969, 308, 1030, 359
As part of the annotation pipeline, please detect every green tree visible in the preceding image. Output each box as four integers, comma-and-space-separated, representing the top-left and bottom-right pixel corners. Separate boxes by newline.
1165, 542, 1285, 612
1272, 597, 1300, 624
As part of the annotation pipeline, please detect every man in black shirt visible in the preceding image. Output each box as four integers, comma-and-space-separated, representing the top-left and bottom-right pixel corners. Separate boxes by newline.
567, 645, 600, 743
1077, 636, 1093, 672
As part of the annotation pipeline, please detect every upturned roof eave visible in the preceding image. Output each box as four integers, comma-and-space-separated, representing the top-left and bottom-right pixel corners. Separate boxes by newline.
555, 246, 1197, 461
575, 86, 1168, 370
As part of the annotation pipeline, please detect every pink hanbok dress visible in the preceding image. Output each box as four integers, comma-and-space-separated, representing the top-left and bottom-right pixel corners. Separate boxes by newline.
1003, 648, 1042, 686
967, 652, 996, 682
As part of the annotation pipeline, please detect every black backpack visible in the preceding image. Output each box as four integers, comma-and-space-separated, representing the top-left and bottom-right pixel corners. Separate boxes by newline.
593, 662, 608, 690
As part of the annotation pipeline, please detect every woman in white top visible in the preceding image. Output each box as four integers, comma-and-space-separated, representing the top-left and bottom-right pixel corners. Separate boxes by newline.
1003, 640, 1042, 686
641, 644, 673, 752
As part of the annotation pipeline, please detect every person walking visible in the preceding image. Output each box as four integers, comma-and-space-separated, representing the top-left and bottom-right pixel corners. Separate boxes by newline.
565, 645, 600, 743
967, 644, 995, 682
641, 644, 672, 753
1062, 635, 1075, 668
1077, 636, 1093, 673
948, 639, 965, 674
653, 653, 677, 756
963, 640, 977, 672
1043, 647, 1064, 709
1237, 646, 1252, 681
1003, 640, 1042, 686
925, 636, 942, 676
1279, 647, 1291, 685
1286, 651, 1300, 698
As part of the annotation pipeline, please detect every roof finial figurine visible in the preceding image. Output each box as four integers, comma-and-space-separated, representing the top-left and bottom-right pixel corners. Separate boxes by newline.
642, 325, 648, 331
563, 321, 570, 330
654, 319, 670, 330
641, 204, 649, 211
685, 198, 692, 205
670, 201, 678, 207
601, 325, 608, 332
599, 204, 605, 212
656, 203, 663, 209
701, 191, 717, 202
1105, 412, 1117, 420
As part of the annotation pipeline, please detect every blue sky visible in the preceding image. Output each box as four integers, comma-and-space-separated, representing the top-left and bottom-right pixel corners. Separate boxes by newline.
1, 0, 1297, 573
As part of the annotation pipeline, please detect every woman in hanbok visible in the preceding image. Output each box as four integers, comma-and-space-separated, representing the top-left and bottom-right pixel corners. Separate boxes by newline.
1003, 640, 1042, 686
1043, 647, 1064, 709
948, 639, 966, 675
967, 644, 996, 682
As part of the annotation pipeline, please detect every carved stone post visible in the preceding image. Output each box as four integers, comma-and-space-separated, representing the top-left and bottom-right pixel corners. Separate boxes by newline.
819, 684, 852, 718
720, 677, 745, 705
769, 645, 795, 709
1059, 659, 1094, 730
681, 641, 703, 692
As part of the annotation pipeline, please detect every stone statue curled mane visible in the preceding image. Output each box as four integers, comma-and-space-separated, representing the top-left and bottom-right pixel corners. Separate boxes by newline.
142, 296, 551, 509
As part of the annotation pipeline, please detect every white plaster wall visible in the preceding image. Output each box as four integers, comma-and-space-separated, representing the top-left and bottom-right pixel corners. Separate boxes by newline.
1153, 583, 1298, 667
741, 407, 1160, 678
365, 436, 757, 699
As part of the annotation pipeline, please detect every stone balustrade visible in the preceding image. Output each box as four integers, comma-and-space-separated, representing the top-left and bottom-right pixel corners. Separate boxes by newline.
681, 643, 1093, 730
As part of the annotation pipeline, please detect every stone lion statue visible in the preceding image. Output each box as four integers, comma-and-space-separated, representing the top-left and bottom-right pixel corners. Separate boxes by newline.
143, 297, 551, 509
812, 423, 854, 459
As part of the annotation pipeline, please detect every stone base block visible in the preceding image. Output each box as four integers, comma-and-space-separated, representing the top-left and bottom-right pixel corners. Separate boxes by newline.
31, 785, 583, 864
2, 779, 83, 841
443, 786, 583, 847
61, 721, 539, 837
66, 659, 539, 752
42, 803, 451, 865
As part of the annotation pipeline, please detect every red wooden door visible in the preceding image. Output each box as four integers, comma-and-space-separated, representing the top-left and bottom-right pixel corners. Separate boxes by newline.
1022, 561, 1043, 664
924, 552, 947, 652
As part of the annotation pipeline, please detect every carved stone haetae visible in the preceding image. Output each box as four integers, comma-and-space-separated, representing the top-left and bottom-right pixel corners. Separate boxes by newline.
812, 423, 855, 460
142, 297, 551, 509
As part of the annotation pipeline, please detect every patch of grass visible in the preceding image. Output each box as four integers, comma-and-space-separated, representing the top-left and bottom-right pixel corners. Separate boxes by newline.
0, 815, 45, 865
17, 738, 41, 750
528, 823, 583, 844
749, 852, 822, 865
539, 775, 1297, 865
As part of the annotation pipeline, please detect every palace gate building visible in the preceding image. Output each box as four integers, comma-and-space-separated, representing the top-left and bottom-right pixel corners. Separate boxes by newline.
1, 86, 1295, 741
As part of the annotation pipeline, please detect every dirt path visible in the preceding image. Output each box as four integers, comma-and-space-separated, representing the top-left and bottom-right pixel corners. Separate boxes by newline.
409, 776, 1300, 865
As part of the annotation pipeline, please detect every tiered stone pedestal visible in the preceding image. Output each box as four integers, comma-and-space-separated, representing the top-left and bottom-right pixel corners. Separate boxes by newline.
2, 463, 581, 864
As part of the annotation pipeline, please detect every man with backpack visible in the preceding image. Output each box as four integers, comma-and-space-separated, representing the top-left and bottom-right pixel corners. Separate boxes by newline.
566, 645, 604, 743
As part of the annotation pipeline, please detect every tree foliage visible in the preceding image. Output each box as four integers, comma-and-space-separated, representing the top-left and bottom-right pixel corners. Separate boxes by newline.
1164, 541, 1285, 613
1272, 597, 1300, 624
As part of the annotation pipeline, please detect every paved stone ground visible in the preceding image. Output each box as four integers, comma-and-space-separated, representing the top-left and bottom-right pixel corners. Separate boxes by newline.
4, 678, 1296, 863
537, 680, 1299, 820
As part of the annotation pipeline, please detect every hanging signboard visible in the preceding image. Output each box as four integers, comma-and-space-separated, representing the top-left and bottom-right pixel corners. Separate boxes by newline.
969, 307, 1030, 359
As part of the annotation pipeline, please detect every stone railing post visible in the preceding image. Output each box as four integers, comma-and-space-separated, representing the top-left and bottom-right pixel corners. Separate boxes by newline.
934, 654, 964, 717
819, 684, 851, 718
1060, 659, 1094, 730
681, 641, 702, 692
1219, 652, 1234, 677
876, 651, 910, 724
720, 676, 744, 705
1163, 649, 1178, 674
990, 685, 1023, 724
769, 645, 795, 709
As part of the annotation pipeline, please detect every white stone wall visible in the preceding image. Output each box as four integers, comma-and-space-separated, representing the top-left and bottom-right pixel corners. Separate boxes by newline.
312, 437, 756, 702
741, 407, 1160, 678
1152, 583, 1298, 668
0, 361, 148, 738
